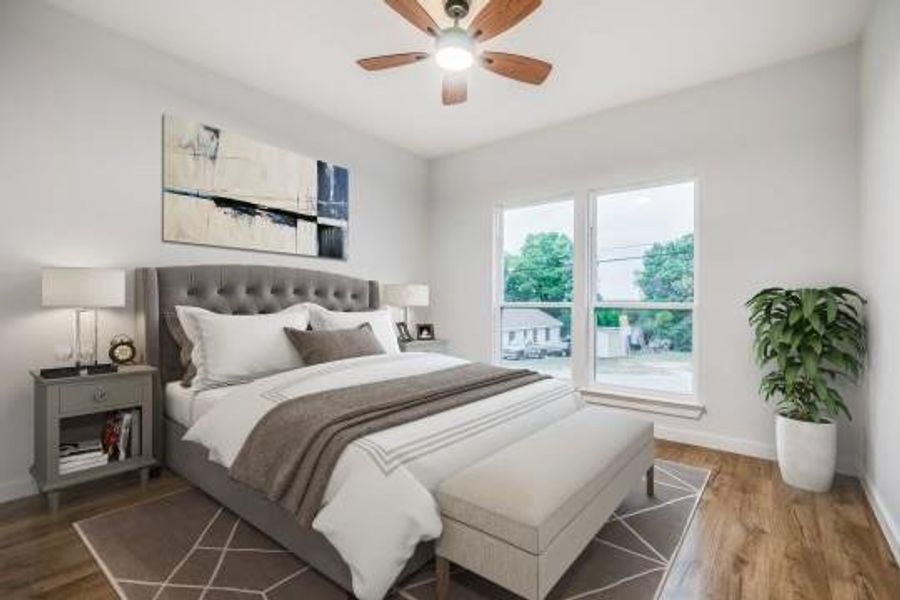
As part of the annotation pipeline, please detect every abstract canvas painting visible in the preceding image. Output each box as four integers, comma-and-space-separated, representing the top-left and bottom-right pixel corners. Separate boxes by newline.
162, 115, 349, 259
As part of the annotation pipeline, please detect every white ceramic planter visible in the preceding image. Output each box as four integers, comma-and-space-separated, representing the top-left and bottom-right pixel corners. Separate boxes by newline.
775, 414, 837, 492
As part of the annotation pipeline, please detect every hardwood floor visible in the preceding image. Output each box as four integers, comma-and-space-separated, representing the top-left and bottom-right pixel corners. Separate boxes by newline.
0, 442, 897, 599
0, 471, 189, 599
657, 441, 900, 599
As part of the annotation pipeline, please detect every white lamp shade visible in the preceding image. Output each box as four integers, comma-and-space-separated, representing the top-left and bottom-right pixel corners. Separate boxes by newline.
41, 268, 126, 308
382, 283, 429, 308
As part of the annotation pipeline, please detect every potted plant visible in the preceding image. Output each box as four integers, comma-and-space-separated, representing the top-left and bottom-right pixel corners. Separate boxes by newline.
746, 287, 866, 492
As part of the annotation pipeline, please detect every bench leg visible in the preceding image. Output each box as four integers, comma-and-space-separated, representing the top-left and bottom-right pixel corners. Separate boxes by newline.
435, 556, 451, 600
646, 465, 655, 497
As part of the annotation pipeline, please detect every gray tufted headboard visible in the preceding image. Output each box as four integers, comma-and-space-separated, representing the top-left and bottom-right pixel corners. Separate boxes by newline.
136, 264, 380, 386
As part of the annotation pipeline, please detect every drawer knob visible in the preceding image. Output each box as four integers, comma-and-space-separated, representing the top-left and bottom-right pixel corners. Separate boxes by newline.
93, 388, 107, 403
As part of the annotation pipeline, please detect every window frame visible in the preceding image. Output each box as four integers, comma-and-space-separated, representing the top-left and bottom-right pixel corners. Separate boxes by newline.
586, 177, 700, 404
493, 195, 576, 379
491, 177, 702, 412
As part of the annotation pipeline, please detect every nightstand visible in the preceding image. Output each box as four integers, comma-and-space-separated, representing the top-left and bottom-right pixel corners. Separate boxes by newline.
400, 339, 449, 354
30, 365, 157, 512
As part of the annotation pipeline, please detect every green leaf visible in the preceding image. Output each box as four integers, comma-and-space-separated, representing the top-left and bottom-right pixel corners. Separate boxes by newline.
825, 296, 838, 323
809, 312, 825, 335
811, 337, 823, 355
802, 351, 819, 379
801, 289, 817, 319
785, 365, 799, 388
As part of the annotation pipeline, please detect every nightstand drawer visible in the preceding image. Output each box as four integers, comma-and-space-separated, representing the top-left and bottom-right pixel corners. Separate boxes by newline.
58, 379, 143, 416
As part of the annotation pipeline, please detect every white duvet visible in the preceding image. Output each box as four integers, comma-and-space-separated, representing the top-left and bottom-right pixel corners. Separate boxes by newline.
184, 352, 581, 600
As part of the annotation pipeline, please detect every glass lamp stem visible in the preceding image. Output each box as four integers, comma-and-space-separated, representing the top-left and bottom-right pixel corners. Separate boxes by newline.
73, 308, 99, 368
92, 308, 98, 365
74, 309, 83, 368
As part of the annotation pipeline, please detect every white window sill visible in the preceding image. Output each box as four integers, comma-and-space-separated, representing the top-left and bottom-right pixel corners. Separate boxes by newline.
580, 386, 705, 419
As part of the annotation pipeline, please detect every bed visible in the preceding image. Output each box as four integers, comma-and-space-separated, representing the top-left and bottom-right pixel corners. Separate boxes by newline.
136, 264, 580, 599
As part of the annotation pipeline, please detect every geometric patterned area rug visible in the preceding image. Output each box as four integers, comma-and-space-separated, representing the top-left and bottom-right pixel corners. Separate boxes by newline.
74, 459, 709, 600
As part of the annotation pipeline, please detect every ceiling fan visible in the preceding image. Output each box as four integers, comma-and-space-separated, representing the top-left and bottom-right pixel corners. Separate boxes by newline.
357, 0, 552, 106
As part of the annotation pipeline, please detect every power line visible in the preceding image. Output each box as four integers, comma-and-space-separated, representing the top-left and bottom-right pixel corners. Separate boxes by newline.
596, 242, 656, 252
596, 249, 693, 264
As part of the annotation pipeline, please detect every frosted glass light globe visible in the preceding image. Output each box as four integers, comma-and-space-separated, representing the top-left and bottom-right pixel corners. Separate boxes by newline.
435, 28, 475, 72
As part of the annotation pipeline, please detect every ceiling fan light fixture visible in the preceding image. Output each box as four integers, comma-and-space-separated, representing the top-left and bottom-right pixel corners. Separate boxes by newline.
435, 27, 475, 72
360, 0, 550, 105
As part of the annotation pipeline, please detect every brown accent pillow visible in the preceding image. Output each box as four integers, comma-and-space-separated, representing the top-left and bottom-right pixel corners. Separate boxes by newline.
164, 312, 197, 387
284, 323, 385, 366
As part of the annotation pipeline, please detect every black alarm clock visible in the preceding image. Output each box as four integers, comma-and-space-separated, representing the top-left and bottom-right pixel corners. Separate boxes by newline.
109, 334, 137, 365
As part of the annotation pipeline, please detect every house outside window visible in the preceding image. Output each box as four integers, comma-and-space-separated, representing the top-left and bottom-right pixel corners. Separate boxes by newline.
498, 198, 574, 379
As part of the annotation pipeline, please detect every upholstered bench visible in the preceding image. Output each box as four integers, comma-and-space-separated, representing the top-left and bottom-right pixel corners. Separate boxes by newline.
434, 407, 654, 600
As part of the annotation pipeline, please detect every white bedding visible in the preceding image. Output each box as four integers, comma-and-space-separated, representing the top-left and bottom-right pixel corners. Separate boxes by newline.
164, 382, 237, 428
183, 352, 581, 600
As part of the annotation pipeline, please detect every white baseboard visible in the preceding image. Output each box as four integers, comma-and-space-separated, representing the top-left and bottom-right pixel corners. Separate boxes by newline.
655, 424, 775, 459
654, 424, 858, 476
860, 475, 900, 565
0, 476, 37, 504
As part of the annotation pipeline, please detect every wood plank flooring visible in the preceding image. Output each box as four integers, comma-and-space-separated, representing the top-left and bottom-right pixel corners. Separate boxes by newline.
0, 442, 897, 599
657, 441, 900, 599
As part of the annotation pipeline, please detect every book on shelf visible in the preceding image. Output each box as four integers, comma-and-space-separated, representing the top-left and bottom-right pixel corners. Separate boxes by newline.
101, 408, 141, 461
59, 453, 109, 474
58, 440, 108, 474
60, 450, 105, 464
59, 439, 103, 458
58, 408, 142, 475
130, 410, 141, 459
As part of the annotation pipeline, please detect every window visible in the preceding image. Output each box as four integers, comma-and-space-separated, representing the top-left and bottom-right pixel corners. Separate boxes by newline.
592, 181, 696, 397
492, 181, 698, 407
498, 198, 574, 378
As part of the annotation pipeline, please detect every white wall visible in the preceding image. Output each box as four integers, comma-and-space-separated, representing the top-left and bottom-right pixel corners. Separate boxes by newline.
860, 0, 900, 561
0, 1, 430, 502
430, 47, 861, 468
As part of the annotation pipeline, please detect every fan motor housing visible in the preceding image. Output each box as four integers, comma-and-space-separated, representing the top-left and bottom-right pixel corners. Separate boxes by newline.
444, 0, 470, 20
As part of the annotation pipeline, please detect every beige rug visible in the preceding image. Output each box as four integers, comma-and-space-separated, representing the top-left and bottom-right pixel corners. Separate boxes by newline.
75, 459, 708, 600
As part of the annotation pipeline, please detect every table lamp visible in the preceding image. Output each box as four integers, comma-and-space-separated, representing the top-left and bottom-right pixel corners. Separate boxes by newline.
41, 268, 126, 376
382, 283, 430, 327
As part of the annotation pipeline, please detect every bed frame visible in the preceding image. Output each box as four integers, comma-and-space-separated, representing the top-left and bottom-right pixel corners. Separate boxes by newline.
136, 264, 432, 593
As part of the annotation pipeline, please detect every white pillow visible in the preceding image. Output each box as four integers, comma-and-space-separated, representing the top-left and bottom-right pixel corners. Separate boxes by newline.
307, 306, 400, 354
175, 304, 310, 390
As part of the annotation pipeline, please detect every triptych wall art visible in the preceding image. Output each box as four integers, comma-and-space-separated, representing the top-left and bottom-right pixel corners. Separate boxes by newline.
162, 115, 349, 259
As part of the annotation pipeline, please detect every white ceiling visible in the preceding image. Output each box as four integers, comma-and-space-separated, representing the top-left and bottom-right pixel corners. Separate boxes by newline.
46, 0, 868, 157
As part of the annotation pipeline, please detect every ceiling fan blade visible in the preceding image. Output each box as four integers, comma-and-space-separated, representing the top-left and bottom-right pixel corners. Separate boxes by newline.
358, 52, 430, 71
384, 0, 440, 37
442, 73, 468, 105
481, 52, 552, 85
468, 0, 542, 42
